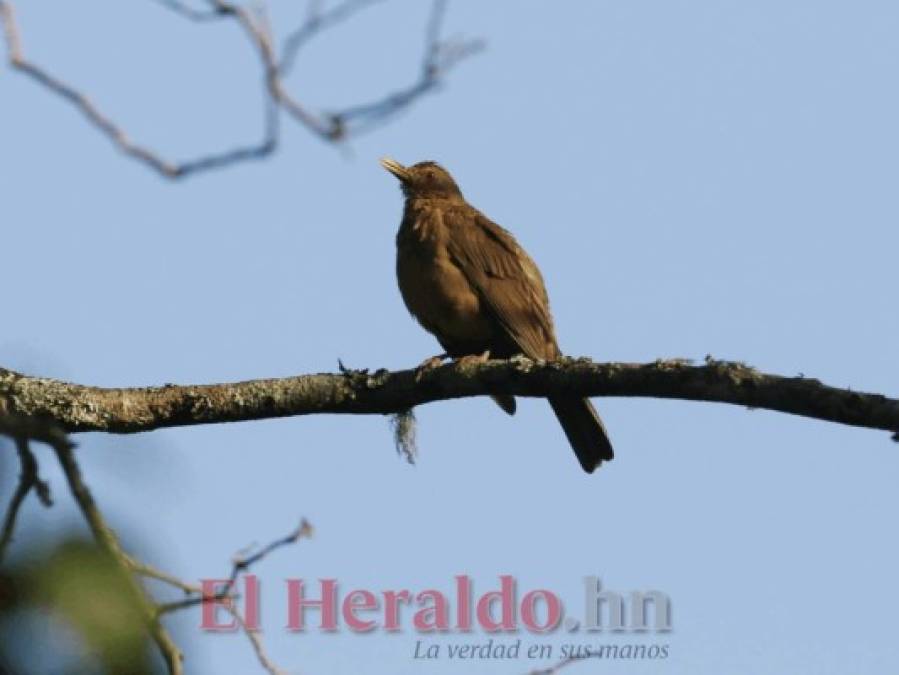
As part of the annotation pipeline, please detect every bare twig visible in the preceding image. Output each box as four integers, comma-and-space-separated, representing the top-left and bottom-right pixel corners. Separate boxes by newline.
332, 0, 485, 136
280, 0, 385, 74
0, 0, 481, 177
227, 604, 287, 675
229, 517, 313, 585
0, 411, 72, 451
2, 358, 898, 444
147, 517, 313, 615
0, 456, 34, 563
151, 0, 224, 21
209, 0, 338, 138
129, 520, 311, 675
0, 423, 53, 564
50, 434, 185, 674
0, 414, 183, 672
0, 1, 275, 178
529, 653, 591, 675
128, 556, 198, 595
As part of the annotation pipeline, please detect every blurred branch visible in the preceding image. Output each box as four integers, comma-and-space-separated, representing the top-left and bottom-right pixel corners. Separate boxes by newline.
49, 431, 185, 674
2, 357, 898, 440
280, 0, 384, 74
529, 654, 591, 675
0, 1, 274, 179
0, 0, 482, 179
148, 517, 312, 615
0, 414, 183, 672
0, 416, 54, 565
227, 605, 286, 675
129, 519, 312, 675
150, 0, 224, 21
228, 518, 313, 587
332, 0, 485, 135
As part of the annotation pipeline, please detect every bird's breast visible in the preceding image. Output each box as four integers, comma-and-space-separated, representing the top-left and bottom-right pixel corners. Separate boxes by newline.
396, 209, 494, 352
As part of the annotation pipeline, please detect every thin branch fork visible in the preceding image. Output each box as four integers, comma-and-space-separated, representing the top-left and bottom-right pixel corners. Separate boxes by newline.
52, 438, 186, 674
0, 416, 55, 565
129, 520, 311, 675
0, 0, 481, 178
147, 517, 313, 616
0, 0, 276, 178
0, 416, 184, 673
1, 358, 897, 439
0, 413, 307, 674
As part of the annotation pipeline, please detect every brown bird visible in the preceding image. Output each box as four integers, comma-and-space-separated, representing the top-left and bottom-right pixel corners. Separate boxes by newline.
381, 157, 614, 473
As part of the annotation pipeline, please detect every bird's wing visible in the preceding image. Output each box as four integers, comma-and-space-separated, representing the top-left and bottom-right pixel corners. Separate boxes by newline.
444, 206, 560, 360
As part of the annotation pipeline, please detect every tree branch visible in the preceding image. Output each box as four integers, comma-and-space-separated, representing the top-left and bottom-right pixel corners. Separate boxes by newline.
148, 517, 312, 615
0, 0, 481, 178
2, 357, 897, 439
0, 426, 53, 564
0, 416, 62, 564
128, 519, 311, 675
279, 0, 385, 75
0, 0, 276, 178
50, 433, 185, 674
529, 653, 591, 675
0, 415, 184, 673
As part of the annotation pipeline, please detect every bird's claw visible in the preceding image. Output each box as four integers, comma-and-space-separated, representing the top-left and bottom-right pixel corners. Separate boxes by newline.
455, 350, 491, 368
414, 354, 448, 381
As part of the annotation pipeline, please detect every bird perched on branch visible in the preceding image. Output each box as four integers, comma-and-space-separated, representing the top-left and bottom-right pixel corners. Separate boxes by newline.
380, 157, 614, 473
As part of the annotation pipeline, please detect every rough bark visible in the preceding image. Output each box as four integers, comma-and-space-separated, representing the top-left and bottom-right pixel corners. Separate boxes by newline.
2, 357, 897, 438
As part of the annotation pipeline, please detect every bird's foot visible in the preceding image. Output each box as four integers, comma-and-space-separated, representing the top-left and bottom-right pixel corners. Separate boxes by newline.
454, 350, 491, 369
414, 353, 448, 382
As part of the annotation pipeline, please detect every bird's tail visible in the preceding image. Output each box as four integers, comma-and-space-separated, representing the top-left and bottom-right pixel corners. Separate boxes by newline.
548, 397, 614, 473
491, 394, 517, 415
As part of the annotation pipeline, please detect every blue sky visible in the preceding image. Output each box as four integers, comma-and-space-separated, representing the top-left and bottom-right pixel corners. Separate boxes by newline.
2, 0, 898, 673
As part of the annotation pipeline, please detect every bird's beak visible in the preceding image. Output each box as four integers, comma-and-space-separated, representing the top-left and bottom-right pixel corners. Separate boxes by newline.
380, 157, 411, 182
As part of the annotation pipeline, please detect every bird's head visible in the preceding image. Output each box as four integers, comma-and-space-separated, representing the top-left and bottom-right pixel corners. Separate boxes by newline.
380, 158, 463, 200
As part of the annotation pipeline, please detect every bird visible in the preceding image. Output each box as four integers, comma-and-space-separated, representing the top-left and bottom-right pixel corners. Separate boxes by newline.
380, 157, 614, 473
